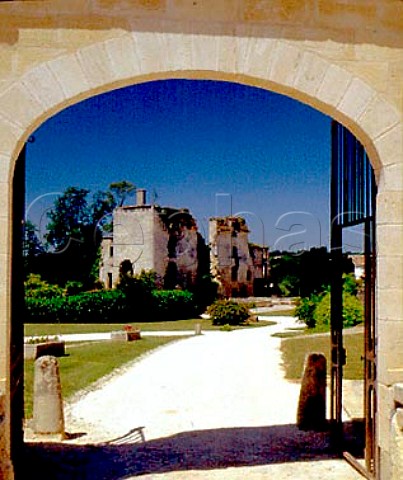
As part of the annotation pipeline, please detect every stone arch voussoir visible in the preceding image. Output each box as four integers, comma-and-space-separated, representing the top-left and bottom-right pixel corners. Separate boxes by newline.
0, 32, 400, 189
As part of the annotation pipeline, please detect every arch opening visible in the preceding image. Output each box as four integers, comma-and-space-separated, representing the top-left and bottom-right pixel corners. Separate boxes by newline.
11, 78, 378, 476
0, 28, 401, 480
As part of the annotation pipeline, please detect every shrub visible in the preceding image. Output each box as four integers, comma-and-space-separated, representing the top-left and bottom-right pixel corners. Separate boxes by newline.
24, 273, 65, 299
342, 272, 362, 296
220, 324, 234, 332
65, 280, 85, 296
151, 290, 196, 320
207, 299, 250, 326
25, 296, 66, 322
295, 274, 364, 330
25, 289, 127, 323
116, 270, 156, 320
294, 293, 323, 329
25, 269, 200, 324
313, 292, 363, 329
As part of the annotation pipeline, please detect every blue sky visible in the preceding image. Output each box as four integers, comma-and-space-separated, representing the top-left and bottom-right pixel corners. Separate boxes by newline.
25, 79, 333, 250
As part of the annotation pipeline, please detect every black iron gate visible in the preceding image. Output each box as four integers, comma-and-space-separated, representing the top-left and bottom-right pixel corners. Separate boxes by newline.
10, 143, 26, 478
330, 121, 377, 478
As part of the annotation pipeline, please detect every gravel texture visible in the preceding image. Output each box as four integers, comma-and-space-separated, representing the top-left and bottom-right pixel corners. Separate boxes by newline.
25, 316, 363, 479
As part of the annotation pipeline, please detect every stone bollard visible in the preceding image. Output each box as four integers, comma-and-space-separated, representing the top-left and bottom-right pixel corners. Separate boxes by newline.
390, 408, 403, 479
195, 322, 202, 335
33, 355, 65, 438
297, 352, 327, 431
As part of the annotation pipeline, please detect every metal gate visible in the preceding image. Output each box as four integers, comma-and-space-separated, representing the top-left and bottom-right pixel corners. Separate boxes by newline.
330, 121, 377, 479
10, 143, 26, 478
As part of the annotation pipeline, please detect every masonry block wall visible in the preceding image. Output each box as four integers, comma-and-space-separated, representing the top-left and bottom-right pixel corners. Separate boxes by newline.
209, 216, 261, 297
100, 204, 200, 288
0, 1, 402, 479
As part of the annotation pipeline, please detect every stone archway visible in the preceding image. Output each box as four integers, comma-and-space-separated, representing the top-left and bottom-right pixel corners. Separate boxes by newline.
0, 24, 402, 480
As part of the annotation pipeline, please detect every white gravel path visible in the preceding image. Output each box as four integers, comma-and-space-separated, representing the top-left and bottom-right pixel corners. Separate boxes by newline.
36, 315, 362, 479
64, 316, 302, 443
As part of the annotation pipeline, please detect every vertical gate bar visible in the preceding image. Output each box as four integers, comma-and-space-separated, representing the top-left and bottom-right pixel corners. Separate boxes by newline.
330, 224, 344, 443
10, 143, 26, 477
371, 172, 377, 477
364, 218, 373, 473
330, 120, 344, 448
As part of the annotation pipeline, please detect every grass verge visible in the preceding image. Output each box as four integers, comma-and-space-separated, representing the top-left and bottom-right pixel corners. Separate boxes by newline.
280, 330, 364, 381
25, 318, 276, 336
24, 336, 184, 419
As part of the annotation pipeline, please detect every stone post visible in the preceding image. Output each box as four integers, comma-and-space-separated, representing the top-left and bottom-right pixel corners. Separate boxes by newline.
195, 322, 202, 335
297, 352, 327, 431
0, 392, 14, 480
32, 355, 65, 438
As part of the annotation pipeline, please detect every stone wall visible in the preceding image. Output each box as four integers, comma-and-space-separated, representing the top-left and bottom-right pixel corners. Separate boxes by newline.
113, 206, 157, 280
0, 1, 401, 478
209, 217, 262, 297
100, 204, 200, 288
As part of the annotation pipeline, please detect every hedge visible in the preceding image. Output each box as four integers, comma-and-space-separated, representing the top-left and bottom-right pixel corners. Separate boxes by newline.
25, 289, 128, 323
25, 288, 197, 323
151, 290, 196, 320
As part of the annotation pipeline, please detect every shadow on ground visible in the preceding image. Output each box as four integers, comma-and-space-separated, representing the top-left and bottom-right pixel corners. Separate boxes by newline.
24, 422, 364, 479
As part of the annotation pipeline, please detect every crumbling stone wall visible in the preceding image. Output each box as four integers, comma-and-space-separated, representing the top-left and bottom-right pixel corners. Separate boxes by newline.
209, 217, 265, 297
100, 204, 200, 289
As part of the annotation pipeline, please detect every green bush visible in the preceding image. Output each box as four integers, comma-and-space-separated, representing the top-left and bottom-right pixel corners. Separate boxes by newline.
207, 299, 250, 326
65, 280, 85, 296
25, 289, 127, 323
24, 273, 65, 299
116, 270, 156, 320
313, 292, 363, 329
151, 290, 196, 320
294, 293, 323, 329
25, 269, 200, 324
342, 272, 362, 296
25, 296, 66, 322
295, 274, 363, 330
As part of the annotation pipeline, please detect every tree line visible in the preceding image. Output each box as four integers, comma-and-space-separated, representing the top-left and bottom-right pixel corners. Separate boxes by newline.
24, 180, 136, 287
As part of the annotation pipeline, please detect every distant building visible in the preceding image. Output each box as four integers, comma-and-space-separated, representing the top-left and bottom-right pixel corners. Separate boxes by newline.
209, 216, 268, 297
349, 253, 365, 279
100, 189, 204, 289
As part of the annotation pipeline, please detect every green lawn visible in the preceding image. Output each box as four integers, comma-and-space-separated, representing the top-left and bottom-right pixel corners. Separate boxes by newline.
271, 322, 336, 338
24, 318, 276, 336
24, 336, 184, 419
280, 330, 364, 381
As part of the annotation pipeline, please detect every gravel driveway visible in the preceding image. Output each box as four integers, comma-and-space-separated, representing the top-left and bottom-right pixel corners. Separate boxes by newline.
64, 316, 302, 442
26, 316, 362, 479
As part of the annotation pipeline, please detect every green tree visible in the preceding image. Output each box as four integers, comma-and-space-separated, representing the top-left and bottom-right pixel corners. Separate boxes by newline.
41, 187, 109, 286
23, 220, 44, 257
45, 186, 90, 252
109, 180, 136, 207
268, 247, 354, 297
25, 182, 135, 287
91, 190, 117, 233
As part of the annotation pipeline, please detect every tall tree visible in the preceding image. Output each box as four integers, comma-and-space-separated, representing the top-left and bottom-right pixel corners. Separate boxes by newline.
46, 187, 90, 252
23, 220, 45, 258
109, 180, 136, 207
23, 220, 45, 275
91, 190, 117, 234
33, 182, 135, 286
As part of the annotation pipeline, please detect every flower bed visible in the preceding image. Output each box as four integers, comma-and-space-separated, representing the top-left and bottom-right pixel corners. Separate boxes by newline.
24, 339, 65, 360
111, 326, 141, 342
